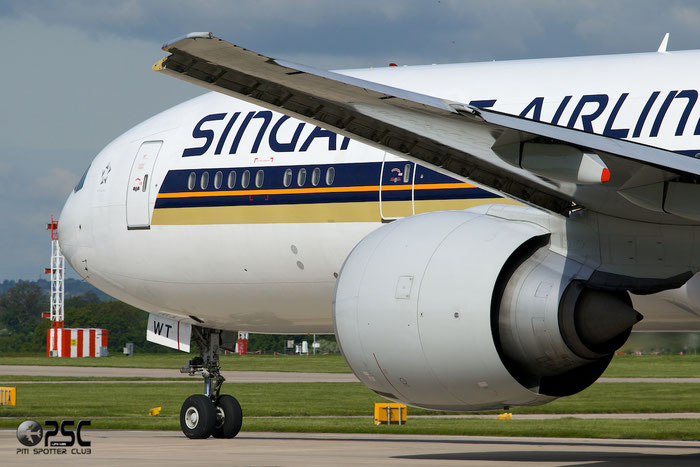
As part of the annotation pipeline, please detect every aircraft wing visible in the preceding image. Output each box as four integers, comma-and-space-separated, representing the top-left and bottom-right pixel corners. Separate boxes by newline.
154, 32, 700, 223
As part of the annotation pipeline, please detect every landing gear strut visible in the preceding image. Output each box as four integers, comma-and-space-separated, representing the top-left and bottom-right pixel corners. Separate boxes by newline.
179, 327, 242, 439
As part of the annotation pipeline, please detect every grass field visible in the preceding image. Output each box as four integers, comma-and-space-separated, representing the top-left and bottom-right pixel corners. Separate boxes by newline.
1, 353, 699, 377
0, 381, 698, 439
1, 382, 699, 417
1, 353, 698, 440
602, 354, 700, 378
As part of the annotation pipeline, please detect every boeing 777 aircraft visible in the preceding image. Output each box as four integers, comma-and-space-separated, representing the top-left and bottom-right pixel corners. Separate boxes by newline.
58, 32, 700, 439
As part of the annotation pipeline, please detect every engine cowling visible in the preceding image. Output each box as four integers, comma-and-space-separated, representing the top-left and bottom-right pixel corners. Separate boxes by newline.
333, 208, 641, 411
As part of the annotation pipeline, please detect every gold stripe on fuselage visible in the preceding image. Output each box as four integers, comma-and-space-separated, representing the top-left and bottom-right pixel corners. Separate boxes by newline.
151, 198, 521, 225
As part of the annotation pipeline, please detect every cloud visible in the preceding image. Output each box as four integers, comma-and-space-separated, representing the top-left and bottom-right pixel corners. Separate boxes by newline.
0, 160, 11, 176
0, 161, 12, 195
30, 167, 79, 200
2, 1, 700, 281
671, 5, 700, 30
0, 16, 202, 157
4, 0, 700, 67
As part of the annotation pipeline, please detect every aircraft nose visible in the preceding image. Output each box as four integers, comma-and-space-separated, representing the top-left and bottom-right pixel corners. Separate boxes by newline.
57, 188, 92, 279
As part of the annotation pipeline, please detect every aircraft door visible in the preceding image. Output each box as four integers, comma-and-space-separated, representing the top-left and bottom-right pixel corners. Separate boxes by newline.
126, 141, 163, 229
379, 154, 414, 220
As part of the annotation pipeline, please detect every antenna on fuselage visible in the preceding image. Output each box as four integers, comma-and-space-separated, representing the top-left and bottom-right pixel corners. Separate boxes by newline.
657, 33, 670, 53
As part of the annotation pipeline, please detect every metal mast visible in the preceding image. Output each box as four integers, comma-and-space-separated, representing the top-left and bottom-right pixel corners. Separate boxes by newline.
46, 216, 64, 328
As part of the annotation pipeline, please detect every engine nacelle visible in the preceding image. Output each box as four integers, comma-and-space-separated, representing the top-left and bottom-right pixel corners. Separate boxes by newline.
333, 208, 641, 411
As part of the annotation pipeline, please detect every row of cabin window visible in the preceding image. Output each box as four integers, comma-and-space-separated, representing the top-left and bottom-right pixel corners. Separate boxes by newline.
186, 167, 336, 191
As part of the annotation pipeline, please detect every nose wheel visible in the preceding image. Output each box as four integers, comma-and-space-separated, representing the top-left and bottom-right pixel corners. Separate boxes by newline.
180, 327, 243, 439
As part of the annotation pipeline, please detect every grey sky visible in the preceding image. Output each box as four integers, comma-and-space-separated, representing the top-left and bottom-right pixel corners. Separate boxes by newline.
2, 0, 700, 280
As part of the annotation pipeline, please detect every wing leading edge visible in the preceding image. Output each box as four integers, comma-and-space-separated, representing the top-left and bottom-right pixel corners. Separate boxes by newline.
154, 33, 700, 224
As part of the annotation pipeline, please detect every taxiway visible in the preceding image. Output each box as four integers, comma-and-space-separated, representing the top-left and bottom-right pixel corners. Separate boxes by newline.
2, 430, 700, 466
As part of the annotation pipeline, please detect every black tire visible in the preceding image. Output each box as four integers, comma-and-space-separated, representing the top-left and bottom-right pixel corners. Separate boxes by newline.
180, 394, 217, 439
212, 394, 243, 439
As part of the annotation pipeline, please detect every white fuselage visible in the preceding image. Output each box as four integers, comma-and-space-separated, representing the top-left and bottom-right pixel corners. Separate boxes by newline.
58, 50, 700, 333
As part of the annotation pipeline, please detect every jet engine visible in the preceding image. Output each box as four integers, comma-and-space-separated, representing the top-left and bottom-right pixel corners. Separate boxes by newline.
333, 208, 641, 411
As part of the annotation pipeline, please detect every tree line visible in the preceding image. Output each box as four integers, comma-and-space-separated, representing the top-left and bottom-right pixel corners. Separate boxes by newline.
0, 281, 337, 355
0, 282, 174, 354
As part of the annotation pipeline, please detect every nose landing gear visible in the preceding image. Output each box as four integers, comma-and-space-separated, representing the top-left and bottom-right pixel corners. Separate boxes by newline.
180, 327, 242, 439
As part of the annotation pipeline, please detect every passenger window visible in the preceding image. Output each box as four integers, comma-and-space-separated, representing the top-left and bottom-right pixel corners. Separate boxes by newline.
283, 168, 293, 187
297, 168, 307, 186
241, 170, 250, 188
255, 170, 264, 188
403, 163, 411, 183
227, 171, 236, 189
200, 172, 209, 190
311, 167, 321, 186
326, 167, 335, 186
214, 171, 223, 189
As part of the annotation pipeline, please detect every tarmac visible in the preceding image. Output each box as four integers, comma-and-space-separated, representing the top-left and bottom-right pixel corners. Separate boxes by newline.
0, 365, 358, 382
1, 365, 699, 383
2, 430, 699, 466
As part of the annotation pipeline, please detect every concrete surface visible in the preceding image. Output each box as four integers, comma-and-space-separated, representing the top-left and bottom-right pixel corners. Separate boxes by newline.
0, 365, 358, 382
1, 366, 698, 383
2, 430, 699, 466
